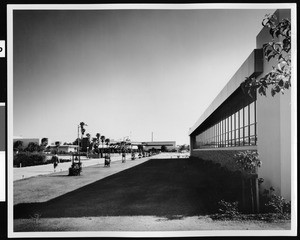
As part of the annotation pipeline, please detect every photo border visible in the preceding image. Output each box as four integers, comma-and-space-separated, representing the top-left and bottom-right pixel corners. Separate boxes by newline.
6, 3, 297, 238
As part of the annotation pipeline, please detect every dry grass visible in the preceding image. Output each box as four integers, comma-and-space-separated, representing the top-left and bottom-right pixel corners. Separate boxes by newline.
14, 158, 241, 219
13, 157, 291, 232
14, 216, 291, 232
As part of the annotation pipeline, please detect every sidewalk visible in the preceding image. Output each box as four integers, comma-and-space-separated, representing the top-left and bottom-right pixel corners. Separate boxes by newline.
13, 153, 133, 181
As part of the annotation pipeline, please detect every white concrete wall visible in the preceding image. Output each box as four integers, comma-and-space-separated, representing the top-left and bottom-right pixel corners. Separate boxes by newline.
256, 9, 291, 200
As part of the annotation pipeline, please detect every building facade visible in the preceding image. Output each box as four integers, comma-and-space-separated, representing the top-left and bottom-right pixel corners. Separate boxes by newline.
142, 141, 176, 151
189, 9, 292, 200
47, 145, 78, 153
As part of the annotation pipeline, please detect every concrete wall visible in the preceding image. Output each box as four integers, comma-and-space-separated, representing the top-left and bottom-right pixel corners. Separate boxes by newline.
256, 9, 291, 200
191, 146, 257, 172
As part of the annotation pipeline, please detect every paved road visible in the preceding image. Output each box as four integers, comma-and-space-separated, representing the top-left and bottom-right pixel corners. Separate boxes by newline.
14, 153, 133, 181
14, 152, 189, 181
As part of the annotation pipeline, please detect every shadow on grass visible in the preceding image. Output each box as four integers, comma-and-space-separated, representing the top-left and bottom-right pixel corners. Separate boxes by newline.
14, 158, 242, 219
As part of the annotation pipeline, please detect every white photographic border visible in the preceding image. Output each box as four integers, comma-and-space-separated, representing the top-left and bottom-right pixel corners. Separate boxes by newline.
7, 3, 297, 238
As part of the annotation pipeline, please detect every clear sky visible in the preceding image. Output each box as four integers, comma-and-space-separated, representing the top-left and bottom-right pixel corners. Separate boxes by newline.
13, 6, 274, 145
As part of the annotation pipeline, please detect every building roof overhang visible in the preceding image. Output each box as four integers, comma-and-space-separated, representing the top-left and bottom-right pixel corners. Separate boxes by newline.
188, 48, 263, 136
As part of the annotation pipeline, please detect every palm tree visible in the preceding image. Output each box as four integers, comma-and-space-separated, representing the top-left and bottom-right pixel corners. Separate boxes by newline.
100, 135, 105, 158
96, 133, 101, 158
79, 122, 87, 153
79, 122, 87, 138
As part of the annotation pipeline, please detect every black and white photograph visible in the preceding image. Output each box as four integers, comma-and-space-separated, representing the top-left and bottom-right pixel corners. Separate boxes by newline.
1, 2, 297, 238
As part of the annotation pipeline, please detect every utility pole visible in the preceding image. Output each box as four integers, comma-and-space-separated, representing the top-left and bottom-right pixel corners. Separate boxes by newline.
151, 132, 153, 142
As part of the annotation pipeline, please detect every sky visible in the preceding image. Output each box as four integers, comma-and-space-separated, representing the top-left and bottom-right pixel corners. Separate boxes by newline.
13, 6, 275, 145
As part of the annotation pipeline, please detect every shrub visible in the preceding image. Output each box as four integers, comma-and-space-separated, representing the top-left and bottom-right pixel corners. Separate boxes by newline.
260, 187, 291, 215
264, 194, 291, 214
234, 150, 261, 174
14, 152, 46, 167
217, 200, 240, 216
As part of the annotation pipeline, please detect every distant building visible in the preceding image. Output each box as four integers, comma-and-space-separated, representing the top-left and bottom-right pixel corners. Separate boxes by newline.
47, 144, 78, 153
189, 9, 291, 201
13, 137, 40, 149
142, 141, 176, 151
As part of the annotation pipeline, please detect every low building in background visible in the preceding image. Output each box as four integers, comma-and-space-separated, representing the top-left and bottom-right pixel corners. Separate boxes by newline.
13, 137, 40, 149
142, 141, 176, 151
47, 144, 78, 153
189, 9, 291, 201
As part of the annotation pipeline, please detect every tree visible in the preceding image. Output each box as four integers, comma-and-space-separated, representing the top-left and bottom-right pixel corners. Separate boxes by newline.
161, 145, 167, 152
91, 137, 97, 153
96, 133, 101, 142
100, 135, 105, 158
234, 150, 261, 213
14, 140, 24, 153
241, 13, 291, 97
25, 142, 40, 152
79, 122, 87, 152
86, 133, 91, 140
55, 141, 61, 154
73, 138, 81, 146
79, 122, 87, 138
85, 133, 91, 154
39, 138, 48, 151
96, 133, 101, 157
41, 138, 48, 147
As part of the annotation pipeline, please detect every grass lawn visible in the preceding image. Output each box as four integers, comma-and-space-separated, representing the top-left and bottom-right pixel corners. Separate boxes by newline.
14, 158, 242, 219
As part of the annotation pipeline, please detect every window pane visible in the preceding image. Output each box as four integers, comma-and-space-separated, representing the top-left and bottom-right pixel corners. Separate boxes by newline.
239, 128, 244, 146
250, 136, 256, 145
240, 128, 244, 138
244, 137, 250, 146
233, 137, 235, 147
235, 111, 239, 129
250, 102, 255, 124
250, 124, 255, 136
239, 108, 243, 128
244, 105, 249, 126
245, 126, 249, 137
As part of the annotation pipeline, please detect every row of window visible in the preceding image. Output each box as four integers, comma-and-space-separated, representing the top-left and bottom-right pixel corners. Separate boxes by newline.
194, 101, 257, 149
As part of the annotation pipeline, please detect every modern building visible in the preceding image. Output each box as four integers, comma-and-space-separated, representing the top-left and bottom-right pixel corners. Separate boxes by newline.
107, 140, 176, 151
189, 9, 292, 201
142, 141, 176, 151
